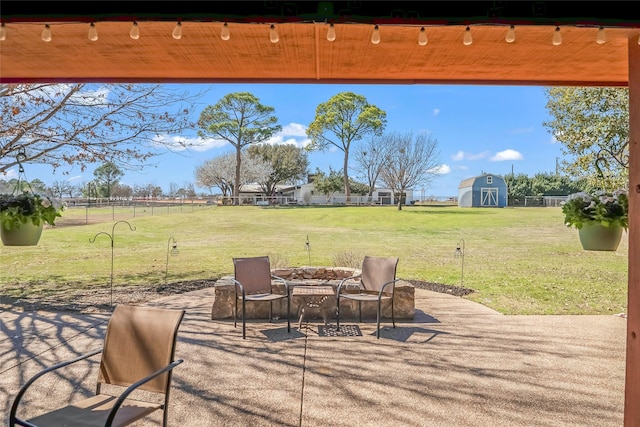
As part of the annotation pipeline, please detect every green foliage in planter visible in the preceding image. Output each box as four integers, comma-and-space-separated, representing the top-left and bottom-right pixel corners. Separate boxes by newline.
561, 190, 628, 230
0, 192, 64, 231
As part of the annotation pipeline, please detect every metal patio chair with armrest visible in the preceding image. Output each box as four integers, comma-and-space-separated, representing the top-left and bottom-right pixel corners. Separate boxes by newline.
336, 256, 400, 339
233, 256, 290, 339
9, 304, 185, 427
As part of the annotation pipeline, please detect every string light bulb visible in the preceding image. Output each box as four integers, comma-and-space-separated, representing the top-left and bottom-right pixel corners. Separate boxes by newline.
371, 25, 380, 44
596, 26, 606, 44
418, 27, 427, 46
463, 26, 472, 45
327, 23, 336, 42
269, 24, 279, 43
41, 24, 52, 42
505, 25, 515, 43
0, 23, 6, 41
130, 21, 140, 40
221, 22, 230, 40
88, 23, 98, 41
172, 22, 182, 39
552, 26, 562, 46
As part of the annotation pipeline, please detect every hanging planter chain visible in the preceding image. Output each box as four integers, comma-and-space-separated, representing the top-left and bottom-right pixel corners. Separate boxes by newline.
13, 147, 35, 195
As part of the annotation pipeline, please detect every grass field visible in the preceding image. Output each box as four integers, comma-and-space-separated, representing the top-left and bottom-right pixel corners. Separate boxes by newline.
0, 204, 628, 315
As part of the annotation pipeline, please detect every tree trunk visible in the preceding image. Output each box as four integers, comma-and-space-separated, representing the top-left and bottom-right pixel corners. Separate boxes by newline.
234, 147, 241, 206
343, 153, 350, 203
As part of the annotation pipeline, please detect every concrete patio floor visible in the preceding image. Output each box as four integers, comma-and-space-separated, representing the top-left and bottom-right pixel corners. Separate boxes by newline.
0, 288, 626, 426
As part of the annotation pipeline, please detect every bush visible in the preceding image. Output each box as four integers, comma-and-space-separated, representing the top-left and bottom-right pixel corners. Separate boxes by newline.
268, 253, 288, 268
333, 250, 365, 268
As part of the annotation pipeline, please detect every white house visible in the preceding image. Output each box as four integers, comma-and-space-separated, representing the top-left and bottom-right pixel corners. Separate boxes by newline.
278, 183, 414, 205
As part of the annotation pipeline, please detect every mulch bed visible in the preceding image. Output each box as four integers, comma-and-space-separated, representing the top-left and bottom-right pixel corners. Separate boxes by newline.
0, 279, 473, 314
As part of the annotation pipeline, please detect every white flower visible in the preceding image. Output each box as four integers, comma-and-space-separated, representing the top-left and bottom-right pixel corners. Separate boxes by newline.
600, 195, 614, 204
40, 198, 52, 208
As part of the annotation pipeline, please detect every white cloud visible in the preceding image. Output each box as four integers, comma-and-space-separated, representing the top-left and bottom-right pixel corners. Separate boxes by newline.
281, 122, 308, 137
67, 175, 83, 182
452, 150, 464, 161
265, 122, 311, 148
428, 164, 451, 175
451, 150, 489, 161
490, 149, 523, 161
154, 122, 312, 154
153, 134, 227, 152
71, 86, 110, 105
432, 108, 440, 116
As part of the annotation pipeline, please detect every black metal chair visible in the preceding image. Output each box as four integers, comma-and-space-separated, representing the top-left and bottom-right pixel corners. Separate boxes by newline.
336, 256, 400, 339
232, 256, 290, 339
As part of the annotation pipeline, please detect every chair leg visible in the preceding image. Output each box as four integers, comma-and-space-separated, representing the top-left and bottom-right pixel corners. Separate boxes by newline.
358, 301, 362, 323
234, 297, 238, 328
287, 296, 291, 332
391, 297, 396, 329
336, 295, 341, 331
376, 302, 381, 339
242, 298, 246, 339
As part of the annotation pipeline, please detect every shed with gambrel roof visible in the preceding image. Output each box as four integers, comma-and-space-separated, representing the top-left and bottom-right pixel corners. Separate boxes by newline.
458, 173, 508, 208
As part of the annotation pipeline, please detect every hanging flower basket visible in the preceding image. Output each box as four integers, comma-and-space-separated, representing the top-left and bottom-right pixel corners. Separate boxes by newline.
561, 190, 628, 252
0, 192, 64, 246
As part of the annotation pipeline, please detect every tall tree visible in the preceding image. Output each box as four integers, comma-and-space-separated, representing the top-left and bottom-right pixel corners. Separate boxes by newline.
49, 180, 74, 198
197, 92, 281, 205
0, 83, 199, 175
195, 151, 272, 199
93, 162, 123, 198
543, 87, 628, 190
111, 183, 133, 200
306, 92, 386, 202
312, 168, 344, 203
247, 143, 309, 197
353, 137, 388, 200
195, 154, 235, 197
379, 132, 441, 210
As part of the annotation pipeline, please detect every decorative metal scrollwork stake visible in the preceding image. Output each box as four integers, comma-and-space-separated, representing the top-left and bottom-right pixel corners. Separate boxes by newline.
165, 236, 179, 285
454, 239, 466, 287
304, 235, 311, 265
90, 220, 136, 305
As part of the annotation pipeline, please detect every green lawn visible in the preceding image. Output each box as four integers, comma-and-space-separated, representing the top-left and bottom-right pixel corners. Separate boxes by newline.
0, 204, 628, 315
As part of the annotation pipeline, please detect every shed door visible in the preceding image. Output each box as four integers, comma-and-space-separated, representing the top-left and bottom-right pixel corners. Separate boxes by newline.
481, 188, 498, 206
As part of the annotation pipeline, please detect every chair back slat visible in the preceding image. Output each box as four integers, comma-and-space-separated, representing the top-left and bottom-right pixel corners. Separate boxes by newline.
361, 256, 399, 293
98, 305, 185, 394
234, 256, 272, 294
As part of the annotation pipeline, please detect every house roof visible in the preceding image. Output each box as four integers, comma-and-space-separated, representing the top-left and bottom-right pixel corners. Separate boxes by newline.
458, 173, 505, 189
1, 1, 639, 86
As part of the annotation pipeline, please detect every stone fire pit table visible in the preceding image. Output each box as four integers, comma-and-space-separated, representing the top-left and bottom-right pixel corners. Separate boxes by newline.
211, 267, 415, 322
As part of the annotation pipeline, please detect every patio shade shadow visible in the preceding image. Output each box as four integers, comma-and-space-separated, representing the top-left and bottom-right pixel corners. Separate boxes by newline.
375, 326, 450, 343
413, 309, 440, 324
261, 326, 306, 342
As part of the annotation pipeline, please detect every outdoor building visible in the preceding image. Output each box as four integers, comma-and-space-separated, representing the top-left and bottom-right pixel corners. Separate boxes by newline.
279, 183, 413, 205
234, 183, 414, 205
458, 173, 508, 208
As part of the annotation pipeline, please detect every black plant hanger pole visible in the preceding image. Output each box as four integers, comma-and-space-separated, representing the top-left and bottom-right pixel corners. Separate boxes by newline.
89, 220, 136, 305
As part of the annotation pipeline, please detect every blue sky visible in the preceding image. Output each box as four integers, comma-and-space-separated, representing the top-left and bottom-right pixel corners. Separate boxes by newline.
15, 83, 563, 198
